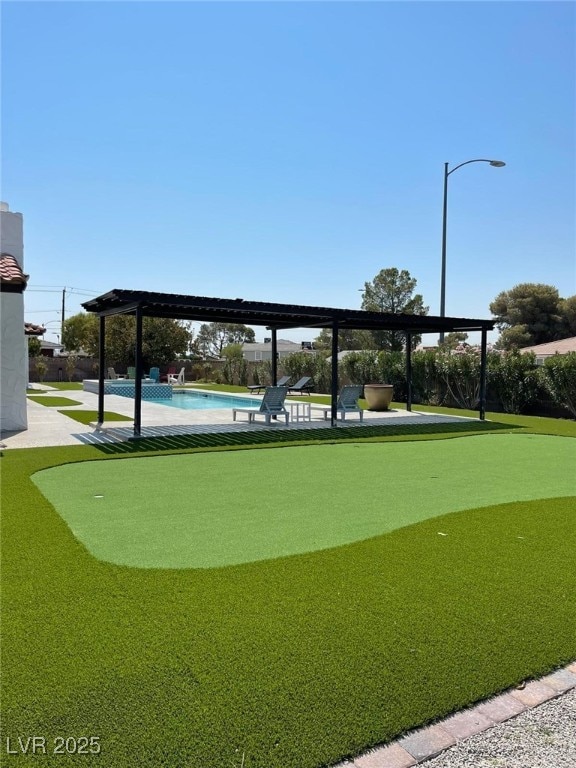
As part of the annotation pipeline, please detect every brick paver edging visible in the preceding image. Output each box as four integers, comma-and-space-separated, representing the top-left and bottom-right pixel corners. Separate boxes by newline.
334, 662, 576, 768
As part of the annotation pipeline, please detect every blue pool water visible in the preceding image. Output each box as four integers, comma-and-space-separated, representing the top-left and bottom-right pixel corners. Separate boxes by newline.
147, 391, 262, 410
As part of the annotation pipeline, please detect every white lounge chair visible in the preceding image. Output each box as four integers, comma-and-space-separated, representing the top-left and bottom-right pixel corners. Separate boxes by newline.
232, 386, 290, 425
168, 367, 186, 385
107, 367, 125, 380
310, 385, 364, 422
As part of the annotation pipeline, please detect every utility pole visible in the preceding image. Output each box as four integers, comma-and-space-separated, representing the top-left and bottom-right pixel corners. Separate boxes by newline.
61, 287, 66, 347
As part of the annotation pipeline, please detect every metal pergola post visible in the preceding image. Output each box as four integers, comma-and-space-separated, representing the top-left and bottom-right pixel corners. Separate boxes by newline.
331, 321, 339, 427
271, 329, 278, 385
479, 327, 488, 421
133, 306, 143, 437
97, 315, 105, 425
406, 331, 412, 412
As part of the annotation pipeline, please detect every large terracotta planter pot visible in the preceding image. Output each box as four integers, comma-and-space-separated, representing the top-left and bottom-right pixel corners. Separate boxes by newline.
364, 384, 394, 411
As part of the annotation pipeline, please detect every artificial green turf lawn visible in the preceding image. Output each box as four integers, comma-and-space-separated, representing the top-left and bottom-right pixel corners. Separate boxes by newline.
32, 434, 576, 569
3, 421, 576, 768
57, 409, 133, 425
27, 395, 83, 407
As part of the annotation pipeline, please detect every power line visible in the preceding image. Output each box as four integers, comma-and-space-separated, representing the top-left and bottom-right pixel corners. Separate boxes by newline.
24, 309, 61, 314
27, 285, 102, 295
26, 288, 63, 293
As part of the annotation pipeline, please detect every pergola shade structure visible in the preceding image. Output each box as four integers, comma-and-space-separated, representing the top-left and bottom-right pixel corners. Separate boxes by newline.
83, 289, 495, 436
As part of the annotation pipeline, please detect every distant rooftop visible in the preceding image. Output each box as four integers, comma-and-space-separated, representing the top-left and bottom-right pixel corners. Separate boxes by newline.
520, 337, 576, 357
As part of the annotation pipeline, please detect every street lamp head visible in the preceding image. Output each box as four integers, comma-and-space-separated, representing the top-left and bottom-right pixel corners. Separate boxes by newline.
489, 160, 506, 167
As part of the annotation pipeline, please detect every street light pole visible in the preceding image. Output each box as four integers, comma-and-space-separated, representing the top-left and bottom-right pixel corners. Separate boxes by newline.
439, 158, 506, 344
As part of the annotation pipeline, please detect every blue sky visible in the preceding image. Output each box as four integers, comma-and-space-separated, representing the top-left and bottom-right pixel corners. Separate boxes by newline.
2, 0, 575, 345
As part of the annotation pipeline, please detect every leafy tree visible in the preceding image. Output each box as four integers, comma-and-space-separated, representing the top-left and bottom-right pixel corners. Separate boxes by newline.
360, 268, 428, 351
494, 325, 533, 351
62, 313, 97, 354
438, 332, 468, 350
313, 327, 376, 352
559, 296, 576, 338
197, 323, 255, 358
221, 344, 248, 385
139, 317, 191, 367
28, 337, 42, 357
490, 283, 571, 349
62, 312, 191, 367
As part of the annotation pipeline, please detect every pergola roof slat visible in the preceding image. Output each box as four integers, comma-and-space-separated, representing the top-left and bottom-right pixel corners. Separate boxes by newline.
83, 288, 495, 334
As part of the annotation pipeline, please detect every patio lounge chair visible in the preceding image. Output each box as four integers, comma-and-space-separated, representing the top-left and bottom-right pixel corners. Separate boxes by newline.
168, 367, 186, 385
148, 367, 160, 383
247, 375, 291, 394
310, 385, 364, 422
160, 366, 176, 383
233, 386, 289, 425
127, 366, 136, 379
287, 376, 314, 395
107, 367, 124, 380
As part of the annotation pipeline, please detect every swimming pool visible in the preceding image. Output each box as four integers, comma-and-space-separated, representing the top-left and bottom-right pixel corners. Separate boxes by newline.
147, 390, 262, 410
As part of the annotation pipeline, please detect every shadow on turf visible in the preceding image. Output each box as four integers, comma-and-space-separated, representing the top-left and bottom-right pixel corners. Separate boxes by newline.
89, 419, 518, 455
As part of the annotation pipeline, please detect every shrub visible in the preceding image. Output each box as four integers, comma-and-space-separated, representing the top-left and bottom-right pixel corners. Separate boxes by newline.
222, 345, 248, 385
437, 350, 482, 409
542, 352, 576, 418
34, 356, 48, 383
311, 353, 332, 394
341, 351, 379, 386
279, 352, 332, 394
411, 349, 443, 405
487, 351, 540, 414
376, 350, 407, 401
65, 354, 79, 382
191, 363, 205, 381
281, 351, 315, 382
252, 361, 272, 387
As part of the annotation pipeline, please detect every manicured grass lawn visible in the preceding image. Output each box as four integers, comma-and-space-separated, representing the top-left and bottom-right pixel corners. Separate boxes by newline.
29, 381, 84, 391
27, 395, 83, 407
57, 410, 133, 425
2, 416, 575, 767
32, 435, 576, 569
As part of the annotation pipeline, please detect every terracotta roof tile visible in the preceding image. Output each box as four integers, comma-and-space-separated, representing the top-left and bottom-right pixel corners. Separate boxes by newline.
0, 253, 28, 285
25, 322, 46, 336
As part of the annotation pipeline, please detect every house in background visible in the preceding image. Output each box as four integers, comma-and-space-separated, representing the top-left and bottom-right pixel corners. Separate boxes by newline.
0, 202, 28, 432
38, 339, 65, 357
242, 339, 313, 362
520, 336, 576, 365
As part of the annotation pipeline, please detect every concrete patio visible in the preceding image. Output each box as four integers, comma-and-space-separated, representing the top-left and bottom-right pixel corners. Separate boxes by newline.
1, 385, 478, 449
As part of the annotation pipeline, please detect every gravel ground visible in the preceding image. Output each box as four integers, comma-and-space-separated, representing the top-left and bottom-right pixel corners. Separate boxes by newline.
422, 688, 576, 768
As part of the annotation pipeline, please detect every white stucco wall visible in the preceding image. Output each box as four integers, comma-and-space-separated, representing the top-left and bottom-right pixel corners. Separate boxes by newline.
0, 205, 28, 433
0, 206, 24, 264
0, 292, 28, 431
